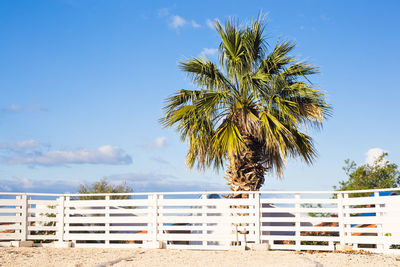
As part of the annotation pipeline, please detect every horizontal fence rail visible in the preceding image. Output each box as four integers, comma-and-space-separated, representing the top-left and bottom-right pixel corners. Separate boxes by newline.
1, 189, 400, 253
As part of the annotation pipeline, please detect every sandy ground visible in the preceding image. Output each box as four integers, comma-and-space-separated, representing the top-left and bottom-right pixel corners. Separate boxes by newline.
0, 247, 399, 267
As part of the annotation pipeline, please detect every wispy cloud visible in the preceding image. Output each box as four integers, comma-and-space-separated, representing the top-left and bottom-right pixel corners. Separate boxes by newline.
108, 172, 227, 192
191, 20, 201, 28
10, 145, 132, 166
200, 48, 218, 58
18, 177, 34, 189
2, 104, 23, 112
0, 174, 227, 193
157, 7, 170, 17
158, 8, 201, 31
146, 137, 167, 149
0, 140, 40, 150
0, 176, 82, 193
1, 104, 47, 113
206, 18, 219, 29
169, 15, 186, 29
3, 144, 132, 166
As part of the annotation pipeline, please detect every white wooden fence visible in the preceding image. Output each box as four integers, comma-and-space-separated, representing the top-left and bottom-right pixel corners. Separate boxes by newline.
1, 189, 400, 253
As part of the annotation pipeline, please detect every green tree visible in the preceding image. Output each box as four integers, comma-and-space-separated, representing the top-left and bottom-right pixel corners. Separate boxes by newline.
334, 153, 400, 197
77, 178, 133, 200
161, 15, 331, 194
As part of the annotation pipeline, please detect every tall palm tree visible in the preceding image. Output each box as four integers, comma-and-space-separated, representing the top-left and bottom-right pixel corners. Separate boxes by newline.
161, 16, 331, 194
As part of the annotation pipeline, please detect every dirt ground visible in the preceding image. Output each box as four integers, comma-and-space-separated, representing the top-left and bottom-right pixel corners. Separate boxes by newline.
0, 247, 399, 267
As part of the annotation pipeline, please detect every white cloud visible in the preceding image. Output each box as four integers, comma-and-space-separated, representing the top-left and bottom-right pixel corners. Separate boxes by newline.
154, 137, 167, 148
2, 104, 23, 112
0, 173, 227, 193
365, 147, 387, 166
20, 177, 34, 189
169, 15, 186, 29
206, 18, 219, 29
0, 184, 11, 191
108, 172, 227, 192
144, 137, 168, 149
158, 7, 169, 17
0, 177, 82, 193
200, 48, 218, 58
8, 145, 132, 166
1, 104, 47, 113
0, 140, 40, 150
147, 136, 168, 149
162, 13, 200, 31
191, 20, 201, 28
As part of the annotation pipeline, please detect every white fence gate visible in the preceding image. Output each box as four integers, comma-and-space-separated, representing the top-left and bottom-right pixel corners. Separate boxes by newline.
1, 189, 400, 253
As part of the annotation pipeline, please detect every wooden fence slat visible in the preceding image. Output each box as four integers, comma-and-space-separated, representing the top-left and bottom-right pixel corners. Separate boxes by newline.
64, 216, 150, 224
64, 233, 150, 241
28, 200, 58, 206
261, 198, 338, 204
0, 233, 19, 239
65, 225, 147, 231
158, 199, 255, 206
0, 224, 21, 231
66, 208, 149, 215
0, 208, 20, 213
65, 199, 151, 207
261, 226, 339, 232
260, 217, 339, 223
0, 216, 23, 223
260, 207, 338, 213
0, 190, 399, 252
0, 199, 23, 206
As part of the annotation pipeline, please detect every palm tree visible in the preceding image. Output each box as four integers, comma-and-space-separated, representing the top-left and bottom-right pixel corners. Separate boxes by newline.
161, 15, 331, 195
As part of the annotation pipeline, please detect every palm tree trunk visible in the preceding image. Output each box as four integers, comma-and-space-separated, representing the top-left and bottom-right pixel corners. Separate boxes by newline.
225, 135, 266, 245
225, 135, 266, 197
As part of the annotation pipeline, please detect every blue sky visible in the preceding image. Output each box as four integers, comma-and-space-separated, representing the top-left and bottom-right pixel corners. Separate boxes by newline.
1, 0, 400, 193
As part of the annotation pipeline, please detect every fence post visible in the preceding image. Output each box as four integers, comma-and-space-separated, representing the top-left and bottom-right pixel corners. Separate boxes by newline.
202, 193, 207, 247
64, 196, 70, 244
105, 195, 110, 245
337, 193, 345, 246
56, 195, 65, 242
374, 191, 384, 252
151, 194, 159, 244
343, 193, 354, 249
20, 194, 28, 241
294, 193, 301, 251
254, 192, 261, 244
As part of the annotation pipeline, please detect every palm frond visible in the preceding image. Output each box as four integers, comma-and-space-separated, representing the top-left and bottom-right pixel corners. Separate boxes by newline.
216, 19, 247, 77
242, 14, 267, 69
262, 40, 296, 75
179, 58, 233, 91
213, 118, 244, 158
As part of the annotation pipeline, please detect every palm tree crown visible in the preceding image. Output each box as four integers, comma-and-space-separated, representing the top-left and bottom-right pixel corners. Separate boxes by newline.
161, 16, 331, 192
